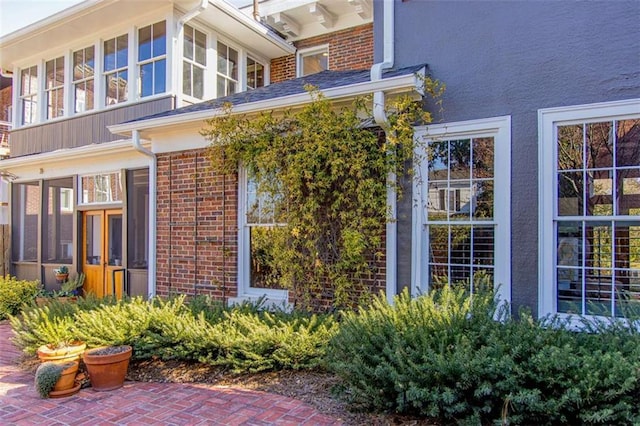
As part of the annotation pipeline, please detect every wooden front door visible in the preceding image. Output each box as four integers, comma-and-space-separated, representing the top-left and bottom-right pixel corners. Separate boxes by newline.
82, 210, 124, 298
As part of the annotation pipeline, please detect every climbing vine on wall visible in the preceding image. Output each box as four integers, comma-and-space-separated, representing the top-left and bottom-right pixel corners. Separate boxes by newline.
202, 77, 444, 310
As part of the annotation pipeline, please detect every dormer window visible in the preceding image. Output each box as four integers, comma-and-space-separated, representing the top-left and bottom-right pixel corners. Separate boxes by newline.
297, 45, 328, 77
104, 34, 129, 105
138, 21, 167, 98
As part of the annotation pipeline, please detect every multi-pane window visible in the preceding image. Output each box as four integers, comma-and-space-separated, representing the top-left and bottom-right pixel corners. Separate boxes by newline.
45, 57, 65, 119
138, 21, 166, 97
246, 57, 264, 90
217, 42, 238, 97
539, 100, 640, 318
424, 137, 496, 291
554, 118, 640, 317
104, 34, 128, 105
73, 46, 95, 113
20, 66, 38, 125
297, 46, 328, 77
183, 24, 206, 99
413, 117, 511, 301
80, 173, 123, 204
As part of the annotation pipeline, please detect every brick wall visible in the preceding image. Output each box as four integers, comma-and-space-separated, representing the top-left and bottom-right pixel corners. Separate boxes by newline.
156, 149, 239, 300
270, 23, 373, 83
0, 86, 11, 122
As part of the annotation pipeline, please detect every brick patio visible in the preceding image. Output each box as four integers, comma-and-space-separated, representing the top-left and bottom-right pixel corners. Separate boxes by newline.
0, 322, 342, 425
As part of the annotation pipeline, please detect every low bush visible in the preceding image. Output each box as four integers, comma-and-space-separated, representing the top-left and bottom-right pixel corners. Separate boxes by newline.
10, 295, 337, 373
0, 276, 39, 320
327, 287, 640, 425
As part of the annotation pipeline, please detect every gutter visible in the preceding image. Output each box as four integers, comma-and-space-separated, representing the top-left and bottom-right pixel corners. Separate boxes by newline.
370, 0, 397, 304
132, 130, 158, 299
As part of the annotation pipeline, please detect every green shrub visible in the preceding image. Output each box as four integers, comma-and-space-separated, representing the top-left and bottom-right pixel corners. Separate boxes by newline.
327, 287, 640, 425
0, 275, 39, 319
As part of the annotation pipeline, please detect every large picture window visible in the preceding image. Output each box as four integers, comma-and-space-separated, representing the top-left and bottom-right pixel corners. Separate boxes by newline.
413, 117, 511, 303
540, 99, 640, 318
138, 21, 166, 98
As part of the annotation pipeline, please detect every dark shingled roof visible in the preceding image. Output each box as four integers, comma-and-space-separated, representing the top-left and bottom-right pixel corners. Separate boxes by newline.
128, 64, 426, 123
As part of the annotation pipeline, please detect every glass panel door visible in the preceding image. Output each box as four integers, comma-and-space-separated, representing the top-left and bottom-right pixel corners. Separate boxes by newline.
83, 211, 105, 297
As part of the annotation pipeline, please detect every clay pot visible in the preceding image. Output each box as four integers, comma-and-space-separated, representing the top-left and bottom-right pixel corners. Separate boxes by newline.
52, 361, 79, 392
37, 341, 86, 364
83, 345, 132, 391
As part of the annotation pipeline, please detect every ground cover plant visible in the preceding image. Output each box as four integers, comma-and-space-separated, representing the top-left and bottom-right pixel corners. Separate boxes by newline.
328, 287, 640, 425
0, 275, 39, 320
10, 295, 337, 373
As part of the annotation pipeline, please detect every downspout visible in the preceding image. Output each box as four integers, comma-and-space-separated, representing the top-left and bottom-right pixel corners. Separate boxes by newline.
371, 0, 396, 304
132, 130, 157, 298
174, 0, 209, 100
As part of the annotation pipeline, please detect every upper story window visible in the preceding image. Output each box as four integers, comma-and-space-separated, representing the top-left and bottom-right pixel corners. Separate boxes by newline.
539, 99, 640, 319
217, 41, 238, 97
20, 66, 38, 125
73, 46, 95, 113
138, 21, 166, 98
104, 34, 129, 105
246, 56, 264, 90
45, 56, 65, 119
297, 45, 328, 77
183, 24, 206, 100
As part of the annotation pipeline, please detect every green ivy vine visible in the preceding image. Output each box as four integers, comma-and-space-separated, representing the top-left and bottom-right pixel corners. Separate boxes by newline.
202, 77, 444, 310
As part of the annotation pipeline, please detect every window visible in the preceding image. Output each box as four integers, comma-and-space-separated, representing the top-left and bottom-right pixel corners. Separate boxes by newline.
539, 99, 640, 318
413, 116, 511, 303
45, 56, 65, 119
80, 173, 123, 204
20, 66, 38, 125
297, 46, 328, 77
183, 25, 206, 100
127, 169, 149, 269
246, 57, 264, 90
12, 182, 40, 262
238, 167, 288, 300
104, 34, 128, 105
138, 21, 166, 98
73, 46, 95, 113
217, 41, 238, 97
43, 178, 74, 264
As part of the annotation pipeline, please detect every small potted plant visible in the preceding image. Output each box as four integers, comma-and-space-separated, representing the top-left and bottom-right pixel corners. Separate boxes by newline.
54, 266, 69, 283
34, 361, 81, 398
83, 345, 132, 391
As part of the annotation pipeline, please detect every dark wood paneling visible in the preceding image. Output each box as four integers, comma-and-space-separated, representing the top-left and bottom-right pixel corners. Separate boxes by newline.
10, 96, 174, 157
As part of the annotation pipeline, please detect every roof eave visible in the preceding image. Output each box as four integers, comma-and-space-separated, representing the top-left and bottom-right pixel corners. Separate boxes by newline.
109, 69, 425, 137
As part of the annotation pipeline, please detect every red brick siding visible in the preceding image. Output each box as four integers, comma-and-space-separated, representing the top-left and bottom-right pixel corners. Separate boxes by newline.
155, 149, 239, 300
0, 86, 11, 122
270, 23, 373, 83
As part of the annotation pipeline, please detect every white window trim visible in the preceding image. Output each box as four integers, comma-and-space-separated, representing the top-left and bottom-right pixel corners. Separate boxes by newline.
215, 39, 241, 99
235, 166, 289, 305
78, 171, 123, 206
538, 98, 640, 319
181, 24, 207, 101
412, 116, 512, 306
136, 21, 167, 98
296, 44, 329, 77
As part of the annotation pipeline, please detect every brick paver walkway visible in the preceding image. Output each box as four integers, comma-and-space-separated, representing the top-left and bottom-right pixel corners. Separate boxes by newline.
0, 322, 342, 425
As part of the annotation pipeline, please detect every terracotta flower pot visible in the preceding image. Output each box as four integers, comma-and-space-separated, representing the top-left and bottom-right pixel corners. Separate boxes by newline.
37, 341, 86, 364
52, 361, 79, 392
83, 345, 132, 391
